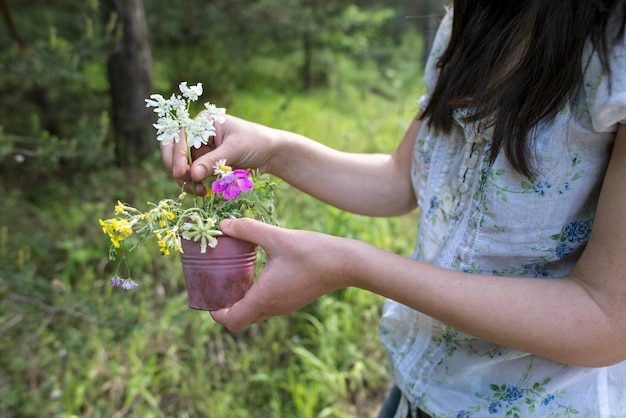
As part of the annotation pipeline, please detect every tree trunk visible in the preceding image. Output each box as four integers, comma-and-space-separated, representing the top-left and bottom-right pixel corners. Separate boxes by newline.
0, 0, 27, 54
104, 0, 153, 166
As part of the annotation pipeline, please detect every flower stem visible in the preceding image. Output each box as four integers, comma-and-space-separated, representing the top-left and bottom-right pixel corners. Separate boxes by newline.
184, 130, 199, 200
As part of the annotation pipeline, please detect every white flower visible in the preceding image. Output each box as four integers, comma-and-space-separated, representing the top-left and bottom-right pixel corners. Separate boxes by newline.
179, 82, 203, 101
145, 82, 227, 148
168, 93, 186, 110
174, 99, 190, 122
213, 159, 232, 176
146, 93, 187, 119
204, 103, 227, 124
181, 216, 223, 253
153, 117, 181, 145
145, 94, 168, 117
145, 93, 165, 108
186, 117, 216, 149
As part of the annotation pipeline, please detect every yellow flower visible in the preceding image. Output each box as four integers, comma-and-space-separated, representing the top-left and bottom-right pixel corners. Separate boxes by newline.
99, 218, 133, 248
157, 240, 170, 255
99, 219, 109, 234
118, 219, 133, 236
114, 200, 132, 216
154, 228, 182, 255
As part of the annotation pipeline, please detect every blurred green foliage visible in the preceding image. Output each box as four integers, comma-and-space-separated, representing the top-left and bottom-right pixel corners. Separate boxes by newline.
0, 0, 432, 416
0, 0, 116, 185
0, 0, 439, 183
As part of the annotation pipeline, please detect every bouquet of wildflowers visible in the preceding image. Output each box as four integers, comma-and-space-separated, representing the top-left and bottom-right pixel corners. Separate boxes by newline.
99, 82, 277, 290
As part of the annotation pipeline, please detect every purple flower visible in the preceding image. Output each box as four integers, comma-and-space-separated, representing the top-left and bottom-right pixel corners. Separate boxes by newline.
212, 169, 254, 200
109, 276, 138, 290
121, 278, 139, 290
110, 276, 123, 287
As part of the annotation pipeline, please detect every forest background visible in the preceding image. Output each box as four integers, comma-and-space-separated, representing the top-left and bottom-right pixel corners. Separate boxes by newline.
0, 0, 446, 417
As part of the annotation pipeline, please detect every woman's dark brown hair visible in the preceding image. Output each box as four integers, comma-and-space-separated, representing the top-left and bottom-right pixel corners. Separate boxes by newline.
420, 0, 626, 177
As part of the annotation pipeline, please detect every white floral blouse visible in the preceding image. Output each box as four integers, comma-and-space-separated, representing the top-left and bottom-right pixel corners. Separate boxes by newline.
379, 9, 626, 418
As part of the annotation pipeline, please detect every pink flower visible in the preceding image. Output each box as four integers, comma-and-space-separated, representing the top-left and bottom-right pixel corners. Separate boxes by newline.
212, 169, 254, 200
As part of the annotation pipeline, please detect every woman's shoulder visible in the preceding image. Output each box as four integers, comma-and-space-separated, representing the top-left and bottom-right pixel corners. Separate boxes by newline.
583, 18, 626, 133
422, 7, 454, 95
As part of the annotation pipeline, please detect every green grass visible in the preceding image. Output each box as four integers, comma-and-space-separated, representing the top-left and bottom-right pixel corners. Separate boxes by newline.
0, 43, 424, 418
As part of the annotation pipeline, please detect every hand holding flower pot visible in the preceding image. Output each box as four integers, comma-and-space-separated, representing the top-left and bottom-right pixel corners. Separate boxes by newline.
99, 82, 278, 310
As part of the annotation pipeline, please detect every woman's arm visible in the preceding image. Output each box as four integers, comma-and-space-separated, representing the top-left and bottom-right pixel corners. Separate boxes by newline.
213, 124, 626, 368
264, 115, 420, 216
161, 113, 421, 217
353, 124, 626, 367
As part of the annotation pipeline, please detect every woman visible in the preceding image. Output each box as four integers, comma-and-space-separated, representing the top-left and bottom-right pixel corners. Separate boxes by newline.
162, 1, 626, 416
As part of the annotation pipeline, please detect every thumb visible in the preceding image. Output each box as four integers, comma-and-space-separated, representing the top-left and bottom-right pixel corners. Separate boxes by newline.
189, 146, 229, 182
219, 218, 278, 247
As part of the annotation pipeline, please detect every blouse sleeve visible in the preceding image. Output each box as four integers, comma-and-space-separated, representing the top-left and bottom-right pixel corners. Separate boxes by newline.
419, 7, 454, 109
584, 23, 626, 132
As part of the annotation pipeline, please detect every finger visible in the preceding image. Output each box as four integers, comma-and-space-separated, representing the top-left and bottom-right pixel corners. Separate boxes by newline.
209, 293, 267, 332
190, 141, 243, 183
219, 218, 280, 248
209, 308, 231, 327
161, 141, 175, 171
171, 129, 191, 179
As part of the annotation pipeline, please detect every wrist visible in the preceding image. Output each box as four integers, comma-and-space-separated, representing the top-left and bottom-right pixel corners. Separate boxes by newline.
332, 238, 369, 290
262, 126, 293, 177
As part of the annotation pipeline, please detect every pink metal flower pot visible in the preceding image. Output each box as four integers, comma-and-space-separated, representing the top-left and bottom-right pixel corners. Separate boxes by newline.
180, 236, 257, 311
